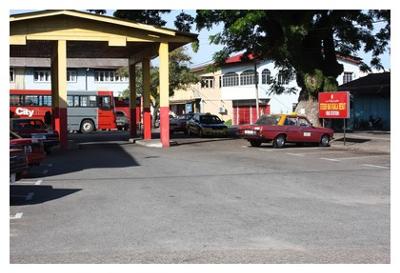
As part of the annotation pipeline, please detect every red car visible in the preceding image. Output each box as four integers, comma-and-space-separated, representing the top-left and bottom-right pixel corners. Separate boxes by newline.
239, 114, 334, 148
10, 118, 59, 153
10, 131, 46, 166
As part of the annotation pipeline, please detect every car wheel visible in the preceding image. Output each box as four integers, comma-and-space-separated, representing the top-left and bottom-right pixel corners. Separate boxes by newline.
249, 140, 261, 147
80, 119, 95, 134
273, 134, 286, 148
320, 135, 330, 147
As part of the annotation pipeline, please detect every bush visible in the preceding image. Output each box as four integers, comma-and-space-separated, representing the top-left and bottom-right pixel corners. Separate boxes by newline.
224, 119, 232, 126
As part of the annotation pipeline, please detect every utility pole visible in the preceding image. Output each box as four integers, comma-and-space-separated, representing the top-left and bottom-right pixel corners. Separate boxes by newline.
254, 61, 260, 120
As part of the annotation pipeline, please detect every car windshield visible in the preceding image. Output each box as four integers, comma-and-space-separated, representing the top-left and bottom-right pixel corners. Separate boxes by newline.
199, 115, 222, 124
255, 115, 280, 125
13, 119, 46, 130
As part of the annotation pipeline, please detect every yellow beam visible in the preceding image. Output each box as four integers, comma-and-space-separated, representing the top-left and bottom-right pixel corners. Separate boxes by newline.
129, 64, 136, 107
142, 58, 151, 109
51, 40, 67, 108
10, 35, 26, 45
159, 42, 169, 108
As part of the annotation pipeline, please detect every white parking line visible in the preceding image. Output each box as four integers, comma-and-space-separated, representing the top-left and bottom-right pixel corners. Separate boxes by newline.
286, 153, 305, 157
10, 212, 23, 220
339, 155, 388, 160
320, 157, 340, 162
15, 179, 43, 185
25, 192, 34, 201
362, 164, 389, 169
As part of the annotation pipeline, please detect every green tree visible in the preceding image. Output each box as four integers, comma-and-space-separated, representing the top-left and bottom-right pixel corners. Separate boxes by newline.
113, 10, 171, 26
195, 10, 390, 125
113, 10, 194, 32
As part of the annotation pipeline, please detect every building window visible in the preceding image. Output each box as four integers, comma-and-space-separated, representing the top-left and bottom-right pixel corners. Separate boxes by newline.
240, 70, 257, 85
10, 68, 15, 82
222, 72, 239, 87
34, 69, 51, 82
261, 69, 272, 84
343, 72, 353, 84
277, 71, 289, 85
94, 70, 128, 82
200, 76, 214, 88
67, 69, 77, 82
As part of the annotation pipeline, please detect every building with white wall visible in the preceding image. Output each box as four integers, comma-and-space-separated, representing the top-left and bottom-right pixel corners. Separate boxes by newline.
10, 57, 129, 97
170, 53, 364, 125
220, 53, 364, 125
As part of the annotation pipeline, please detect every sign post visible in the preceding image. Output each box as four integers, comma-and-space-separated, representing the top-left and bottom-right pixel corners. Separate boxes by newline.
318, 91, 350, 145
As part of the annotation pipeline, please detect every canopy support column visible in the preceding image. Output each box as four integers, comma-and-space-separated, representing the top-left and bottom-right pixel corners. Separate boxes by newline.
159, 42, 170, 148
142, 58, 152, 140
128, 63, 137, 138
51, 40, 68, 150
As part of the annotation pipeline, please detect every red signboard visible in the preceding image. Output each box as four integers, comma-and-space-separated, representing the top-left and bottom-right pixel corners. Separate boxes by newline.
318, 91, 350, 119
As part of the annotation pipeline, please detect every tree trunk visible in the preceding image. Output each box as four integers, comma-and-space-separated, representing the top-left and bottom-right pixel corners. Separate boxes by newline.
295, 98, 321, 127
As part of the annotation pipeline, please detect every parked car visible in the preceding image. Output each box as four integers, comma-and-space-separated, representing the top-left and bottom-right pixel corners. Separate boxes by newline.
186, 113, 228, 137
170, 113, 195, 134
239, 114, 334, 148
10, 147, 28, 183
116, 111, 129, 131
10, 131, 46, 166
10, 118, 59, 153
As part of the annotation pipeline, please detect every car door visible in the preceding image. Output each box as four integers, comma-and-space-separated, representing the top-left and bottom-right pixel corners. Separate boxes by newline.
297, 117, 318, 142
284, 116, 302, 142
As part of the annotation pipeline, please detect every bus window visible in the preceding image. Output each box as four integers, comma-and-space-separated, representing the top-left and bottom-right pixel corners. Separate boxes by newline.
25, 95, 40, 106
73, 96, 80, 107
42, 95, 52, 106
10, 95, 22, 106
89, 96, 97, 107
80, 96, 89, 107
99, 96, 111, 109
67, 96, 73, 107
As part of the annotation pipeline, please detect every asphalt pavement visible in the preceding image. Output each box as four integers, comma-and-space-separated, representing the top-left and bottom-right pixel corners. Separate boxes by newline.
10, 131, 390, 263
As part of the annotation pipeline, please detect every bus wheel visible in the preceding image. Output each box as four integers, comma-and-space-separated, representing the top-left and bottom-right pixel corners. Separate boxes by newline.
80, 119, 95, 134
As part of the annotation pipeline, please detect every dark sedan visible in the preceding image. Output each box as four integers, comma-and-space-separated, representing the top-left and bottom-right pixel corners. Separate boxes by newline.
170, 113, 194, 134
186, 113, 228, 137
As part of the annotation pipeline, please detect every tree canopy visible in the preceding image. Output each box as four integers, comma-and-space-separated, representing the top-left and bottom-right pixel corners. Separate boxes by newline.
113, 10, 194, 32
195, 10, 390, 97
195, 10, 390, 124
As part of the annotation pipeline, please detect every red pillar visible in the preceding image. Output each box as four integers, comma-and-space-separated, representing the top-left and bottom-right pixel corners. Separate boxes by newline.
159, 106, 170, 147
129, 108, 137, 138
53, 107, 68, 148
142, 58, 152, 140
143, 107, 151, 140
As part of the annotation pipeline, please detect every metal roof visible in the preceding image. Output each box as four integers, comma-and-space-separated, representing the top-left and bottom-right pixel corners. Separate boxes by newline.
10, 57, 128, 68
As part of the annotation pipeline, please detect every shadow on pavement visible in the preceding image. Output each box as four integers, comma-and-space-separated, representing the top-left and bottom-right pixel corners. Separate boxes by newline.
28, 143, 140, 178
334, 137, 371, 143
10, 185, 81, 206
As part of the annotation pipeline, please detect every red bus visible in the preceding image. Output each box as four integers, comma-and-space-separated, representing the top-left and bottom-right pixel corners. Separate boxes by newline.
10, 89, 117, 133
114, 96, 142, 126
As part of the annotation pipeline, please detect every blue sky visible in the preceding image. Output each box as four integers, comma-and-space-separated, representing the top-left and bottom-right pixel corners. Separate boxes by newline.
10, 9, 390, 70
